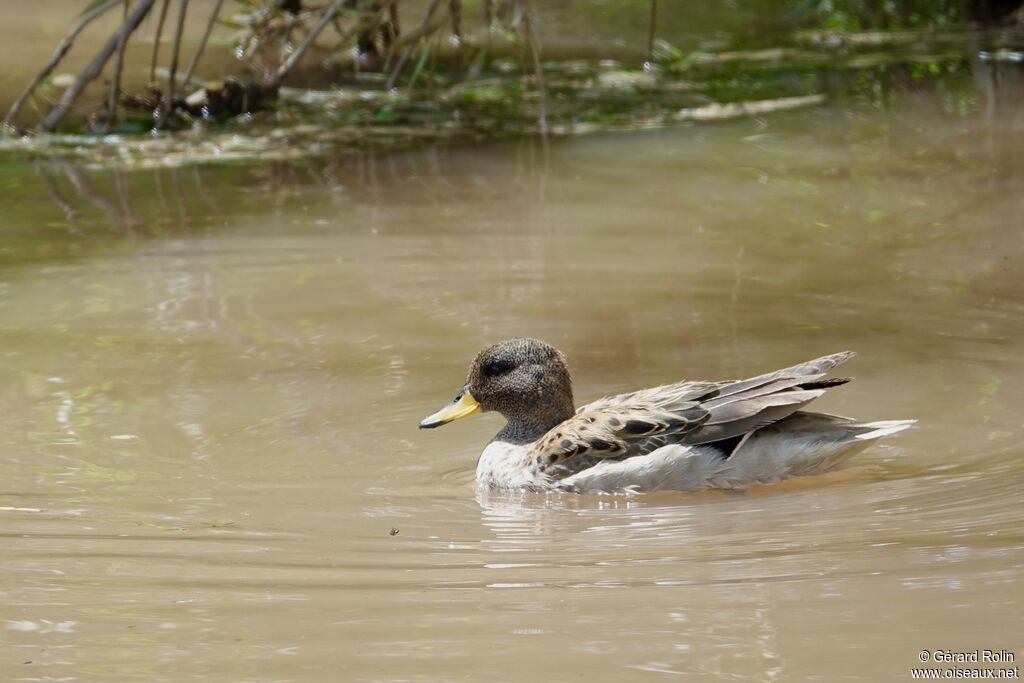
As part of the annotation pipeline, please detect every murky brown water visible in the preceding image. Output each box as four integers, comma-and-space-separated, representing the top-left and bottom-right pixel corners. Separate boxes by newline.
3, 57, 1024, 682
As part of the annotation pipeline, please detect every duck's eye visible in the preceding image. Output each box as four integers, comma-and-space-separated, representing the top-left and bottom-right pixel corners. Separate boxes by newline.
483, 359, 515, 377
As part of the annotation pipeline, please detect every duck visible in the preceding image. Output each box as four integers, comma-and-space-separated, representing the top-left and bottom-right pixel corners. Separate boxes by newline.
419, 338, 914, 493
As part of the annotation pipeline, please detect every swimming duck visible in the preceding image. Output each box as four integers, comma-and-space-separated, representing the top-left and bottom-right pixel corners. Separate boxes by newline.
420, 338, 913, 493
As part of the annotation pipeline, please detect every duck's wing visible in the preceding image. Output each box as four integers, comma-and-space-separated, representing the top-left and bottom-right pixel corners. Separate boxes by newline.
529, 401, 711, 473
585, 351, 855, 412
558, 412, 916, 493
533, 352, 856, 477
682, 351, 855, 445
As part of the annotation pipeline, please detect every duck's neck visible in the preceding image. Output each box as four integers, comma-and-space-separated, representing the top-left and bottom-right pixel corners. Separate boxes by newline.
494, 405, 575, 445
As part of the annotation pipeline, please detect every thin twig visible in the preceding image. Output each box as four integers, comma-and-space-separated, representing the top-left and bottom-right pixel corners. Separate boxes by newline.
102, 0, 132, 132
386, 0, 442, 89
267, 0, 345, 89
520, 0, 547, 135
158, 0, 190, 128
449, 0, 462, 43
646, 0, 657, 64
41, 0, 158, 132
379, 0, 402, 70
386, 0, 400, 46
149, 0, 172, 82
182, 0, 226, 89
3, 0, 119, 128
449, 0, 463, 73
391, 0, 446, 47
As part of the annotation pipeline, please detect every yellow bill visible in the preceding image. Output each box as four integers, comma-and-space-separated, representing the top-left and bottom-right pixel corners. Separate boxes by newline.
419, 385, 481, 429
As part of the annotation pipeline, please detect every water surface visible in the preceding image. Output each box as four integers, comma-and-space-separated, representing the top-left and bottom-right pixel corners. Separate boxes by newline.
2, 80, 1023, 680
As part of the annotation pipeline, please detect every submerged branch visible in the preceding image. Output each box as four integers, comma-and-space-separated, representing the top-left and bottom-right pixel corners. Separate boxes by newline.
3, 0, 120, 129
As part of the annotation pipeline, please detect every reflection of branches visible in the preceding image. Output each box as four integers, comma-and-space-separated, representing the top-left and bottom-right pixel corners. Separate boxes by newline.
113, 171, 140, 235
170, 168, 191, 229
153, 167, 171, 228
191, 167, 219, 215
62, 164, 125, 230
34, 165, 82, 231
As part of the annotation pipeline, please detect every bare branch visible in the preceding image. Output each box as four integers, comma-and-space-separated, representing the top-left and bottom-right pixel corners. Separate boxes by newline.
158, 0, 190, 127
647, 0, 657, 64
519, 0, 547, 135
41, 0, 158, 132
101, 1, 132, 132
182, 0, 226, 89
150, 0, 172, 82
3, 0, 120, 128
267, 0, 346, 89
449, 0, 462, 42
386, 0, 443, 90
449, 0, 463, 72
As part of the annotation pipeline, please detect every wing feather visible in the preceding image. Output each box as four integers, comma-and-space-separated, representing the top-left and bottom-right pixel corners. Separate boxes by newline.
536, 352, 856, 480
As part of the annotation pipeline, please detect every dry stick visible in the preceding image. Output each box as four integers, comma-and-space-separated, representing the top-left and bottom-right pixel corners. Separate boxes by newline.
101, 0, 132, 132
385, 0, 443, 90
41, 0, 157, 132
519, 0, 547, 135
483, 0, 493, 30
646, 0, 657, 64
364, 0, 402, 71
181, 0, 226, 90
157, 0, 190, 127
390, 1, 446, 48
387, 0, 401, 44
266, 0, 346, 89
149, 0, 172, 82
449, 0, 462, 43
381, 0, 401, 70
449, 0, 463, 73
3, 0, 120, 128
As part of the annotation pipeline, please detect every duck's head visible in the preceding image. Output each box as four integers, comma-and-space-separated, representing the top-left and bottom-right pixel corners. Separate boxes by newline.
419, 338, 575, 436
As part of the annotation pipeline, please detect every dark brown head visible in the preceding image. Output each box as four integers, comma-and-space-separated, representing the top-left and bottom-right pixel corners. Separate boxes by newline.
419, 338, 576, 439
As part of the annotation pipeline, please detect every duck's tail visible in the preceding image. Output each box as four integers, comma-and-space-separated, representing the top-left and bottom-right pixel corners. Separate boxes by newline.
851, 419, 918, 440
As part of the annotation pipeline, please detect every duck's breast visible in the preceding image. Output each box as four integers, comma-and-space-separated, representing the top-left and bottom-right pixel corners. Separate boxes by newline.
476, 441, 541, 490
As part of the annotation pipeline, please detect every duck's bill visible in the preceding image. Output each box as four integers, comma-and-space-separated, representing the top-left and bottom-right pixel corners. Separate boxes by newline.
419, 386, 481, 429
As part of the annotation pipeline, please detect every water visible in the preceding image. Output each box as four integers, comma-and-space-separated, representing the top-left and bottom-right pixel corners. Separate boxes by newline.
2, 47, 1024, 683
